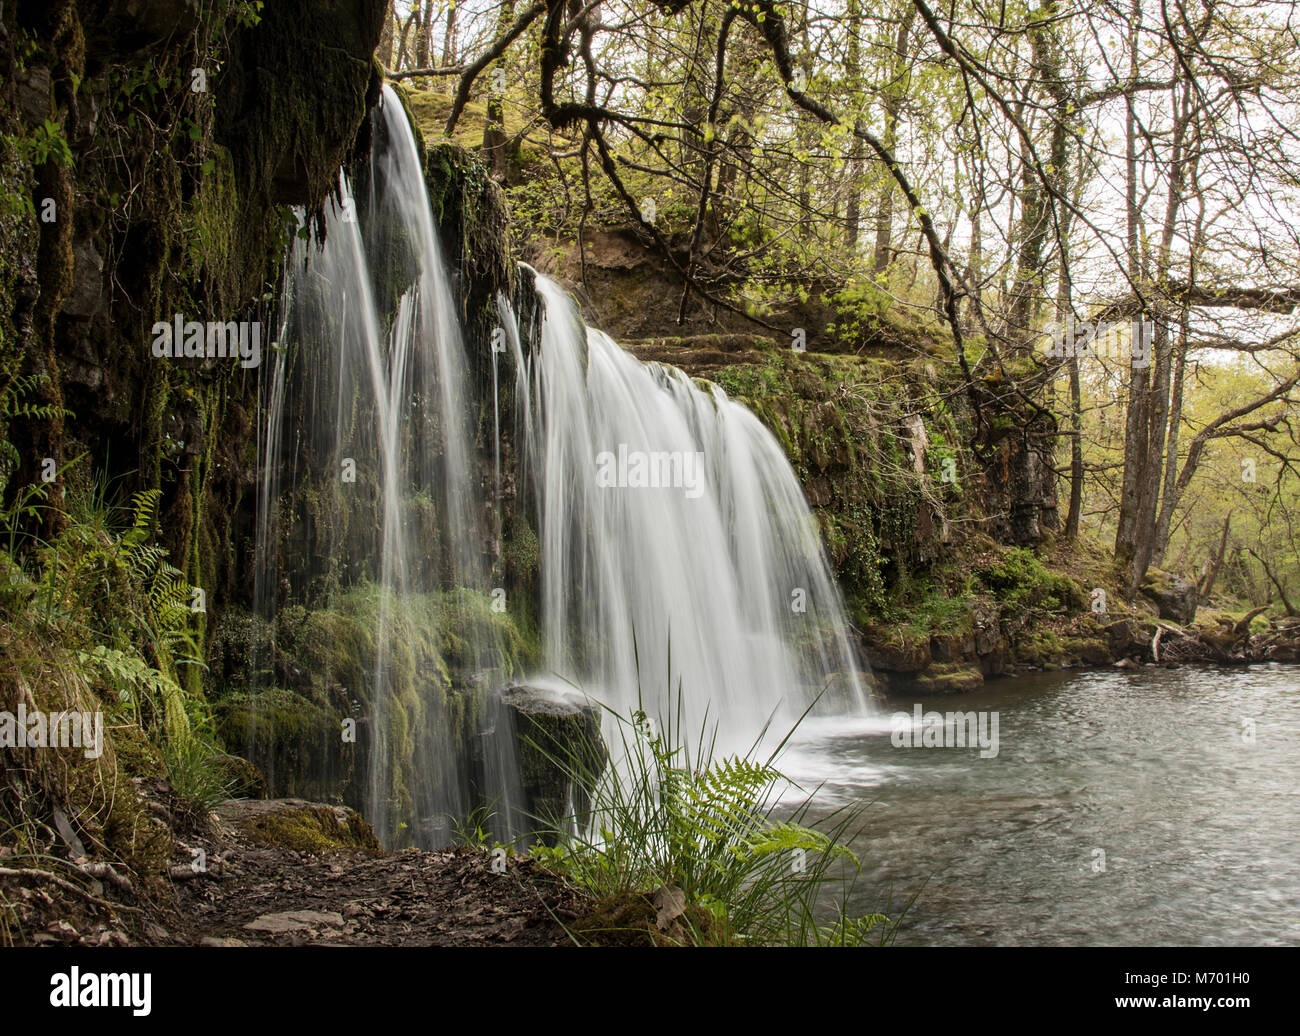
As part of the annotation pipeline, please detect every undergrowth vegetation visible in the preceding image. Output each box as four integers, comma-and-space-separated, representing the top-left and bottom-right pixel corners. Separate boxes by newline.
0, 465, 230, 806
1, 379, 235, 943
527, 681, 900, 947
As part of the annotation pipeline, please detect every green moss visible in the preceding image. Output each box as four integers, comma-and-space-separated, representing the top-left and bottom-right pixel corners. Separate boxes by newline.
570, 892, 725, 947
702, 343, 978, 624
207, 583, 535, 842
214, 686, 345, 801
1061, 636, 1112, 666
1015, 627, 1065, 666
240, 803, 381, 855
912, 663, 985, 695
423, 141, 514, 354
0, 629, 175, 893
975, 547, 1082, 619
882, 574, 978, 638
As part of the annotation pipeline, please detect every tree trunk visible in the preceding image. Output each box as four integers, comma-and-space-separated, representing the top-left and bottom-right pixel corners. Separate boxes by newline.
414, 2, 432, 68
440, 1, 457, 87
378, 2, 395, 68
482, 1, 515, 180
1198, 513, 1232, 602
1126, 76, 1192, 596
872, 7, 915, 274
1115, 0, 1146, 568
843, 0, 862, 251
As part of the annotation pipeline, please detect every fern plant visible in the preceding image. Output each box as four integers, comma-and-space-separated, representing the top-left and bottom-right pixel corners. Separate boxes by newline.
0, 372, 69, 551
0, 412, 225, 817
76, 644, 189, 744
528, 671, 888, 945
8, 476, 200, 748
118, 489, 197, 659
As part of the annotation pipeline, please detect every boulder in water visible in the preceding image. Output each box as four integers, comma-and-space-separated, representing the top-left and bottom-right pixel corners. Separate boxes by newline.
501, 685, 607, 844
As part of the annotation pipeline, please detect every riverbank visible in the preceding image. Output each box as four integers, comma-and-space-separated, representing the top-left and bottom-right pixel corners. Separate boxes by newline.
6, 658, 1297, 947
860, 539, 1300, 697
868, 607, 1300, 698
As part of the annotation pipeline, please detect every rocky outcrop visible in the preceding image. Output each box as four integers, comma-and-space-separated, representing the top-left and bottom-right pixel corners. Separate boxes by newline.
218, 798, 381, 854
1141, 569, 1198, 624
865, 592, 1300, 695
501, 684, 608, 843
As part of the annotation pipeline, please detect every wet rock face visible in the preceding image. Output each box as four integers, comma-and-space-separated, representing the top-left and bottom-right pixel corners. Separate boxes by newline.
78, 0, 201, 60
217, 0, 387, 206
63, 239, 103, 318
501, 685, 608, 844
14, 65, 51, 124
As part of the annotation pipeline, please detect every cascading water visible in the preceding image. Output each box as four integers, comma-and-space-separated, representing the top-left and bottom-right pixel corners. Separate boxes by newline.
514, 278, 867, 749
255, 85, 520, 849
256, 84, 867, 849
509, 275, 869, 755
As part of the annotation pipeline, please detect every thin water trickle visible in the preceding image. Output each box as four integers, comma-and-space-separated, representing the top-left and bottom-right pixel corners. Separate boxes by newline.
257, 87, 520, 848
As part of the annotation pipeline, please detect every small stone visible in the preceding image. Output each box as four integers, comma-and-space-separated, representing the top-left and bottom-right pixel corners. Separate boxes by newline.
199, 936, 248, 947
653, 885, 687, 931
244, 909, 345, 934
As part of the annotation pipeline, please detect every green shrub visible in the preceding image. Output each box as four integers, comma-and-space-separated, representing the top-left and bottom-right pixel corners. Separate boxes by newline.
976, 547, 1079, 617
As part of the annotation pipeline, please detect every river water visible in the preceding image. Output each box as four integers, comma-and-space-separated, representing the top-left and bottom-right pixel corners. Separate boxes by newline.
780, 664, 1300, 945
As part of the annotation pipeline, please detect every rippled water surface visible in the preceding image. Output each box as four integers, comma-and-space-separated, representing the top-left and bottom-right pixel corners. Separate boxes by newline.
780, 665, 1300, 945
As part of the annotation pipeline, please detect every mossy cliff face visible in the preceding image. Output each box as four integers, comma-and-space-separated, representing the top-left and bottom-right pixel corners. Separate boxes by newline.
1, 0, 385, 678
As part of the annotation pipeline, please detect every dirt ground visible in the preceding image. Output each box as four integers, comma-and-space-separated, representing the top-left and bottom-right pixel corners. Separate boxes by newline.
171, 800, 591, 947
2, 798, 593, 947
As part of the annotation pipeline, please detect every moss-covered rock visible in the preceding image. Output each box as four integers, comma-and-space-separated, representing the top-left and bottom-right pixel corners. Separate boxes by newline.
218, 798, 380, 854
1140, 568, 1198, 624
214, 687, 347, 802
1061, 636, 1112, 667
892, 662, 986, 696
207, 586, 537, 846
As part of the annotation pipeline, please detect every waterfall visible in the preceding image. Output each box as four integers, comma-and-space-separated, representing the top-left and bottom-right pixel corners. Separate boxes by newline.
513, 275, 869, 755
256, 84, 866, 849
256, 85, 520, 848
